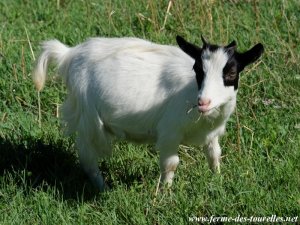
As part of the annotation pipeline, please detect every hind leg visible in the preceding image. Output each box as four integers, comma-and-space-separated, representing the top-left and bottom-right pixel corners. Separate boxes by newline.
76, 127, 112, 192
76, 136, 106, 191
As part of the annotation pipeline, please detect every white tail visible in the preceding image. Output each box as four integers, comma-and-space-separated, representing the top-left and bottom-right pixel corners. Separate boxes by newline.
32, 40, 70, 91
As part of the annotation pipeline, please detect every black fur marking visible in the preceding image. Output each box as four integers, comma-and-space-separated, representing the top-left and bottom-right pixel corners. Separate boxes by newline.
193, 60, 205, 90
223, 56, 239, 90
207, 44, 219, 52
223, 43, 264, 90
201, 35, 220, 52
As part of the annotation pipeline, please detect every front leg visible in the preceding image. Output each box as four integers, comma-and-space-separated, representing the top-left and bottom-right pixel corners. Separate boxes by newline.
159, 152, 179, 187
156, 136, 180, 187
204, 136, 221, 173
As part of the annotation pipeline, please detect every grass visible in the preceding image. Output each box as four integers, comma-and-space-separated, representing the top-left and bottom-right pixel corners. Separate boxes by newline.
0, 0, 299, 224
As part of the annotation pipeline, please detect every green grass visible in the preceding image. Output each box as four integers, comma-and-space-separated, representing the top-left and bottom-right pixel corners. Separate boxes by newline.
0, 0, 299, 224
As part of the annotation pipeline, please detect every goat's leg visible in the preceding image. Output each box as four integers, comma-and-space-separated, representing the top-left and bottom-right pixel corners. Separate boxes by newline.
156, 137, 180, 187
76, 136, 107, 192
204, 136, 221, 173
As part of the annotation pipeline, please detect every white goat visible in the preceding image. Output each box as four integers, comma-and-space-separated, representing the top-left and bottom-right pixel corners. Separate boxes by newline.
33, 36, 264, 191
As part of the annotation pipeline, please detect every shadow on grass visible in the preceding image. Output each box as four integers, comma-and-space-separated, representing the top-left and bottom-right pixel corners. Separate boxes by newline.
0, 137, 100, 200
0, 137, 155, 201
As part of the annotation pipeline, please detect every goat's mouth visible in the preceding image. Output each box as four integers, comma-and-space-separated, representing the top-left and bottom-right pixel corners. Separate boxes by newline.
186, 104, 220, 116
198, 105, 210, 113
198, 105, 219, 115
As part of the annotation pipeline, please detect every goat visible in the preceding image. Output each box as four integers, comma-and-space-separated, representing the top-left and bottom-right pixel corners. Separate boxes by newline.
33, 35, 264, 191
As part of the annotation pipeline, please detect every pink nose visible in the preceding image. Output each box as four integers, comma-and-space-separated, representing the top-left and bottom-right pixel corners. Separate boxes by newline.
198, 98, 211, 112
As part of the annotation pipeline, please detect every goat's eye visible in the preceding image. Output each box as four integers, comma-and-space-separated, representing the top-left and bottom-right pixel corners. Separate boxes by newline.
225, 69, 236, 81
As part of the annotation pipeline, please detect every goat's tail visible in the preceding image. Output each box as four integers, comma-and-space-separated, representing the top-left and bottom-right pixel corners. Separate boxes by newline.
32, 40, 70, 91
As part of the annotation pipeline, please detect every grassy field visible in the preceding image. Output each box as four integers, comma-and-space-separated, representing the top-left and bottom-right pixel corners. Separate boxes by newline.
0, 0, 299, 224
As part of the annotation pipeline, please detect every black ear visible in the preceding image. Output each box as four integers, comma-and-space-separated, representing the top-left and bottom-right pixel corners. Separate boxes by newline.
176, 35, 201, 59
237, 43, 264, 70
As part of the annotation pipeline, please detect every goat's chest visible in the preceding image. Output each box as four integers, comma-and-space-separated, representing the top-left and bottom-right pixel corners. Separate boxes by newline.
181, 114, 227, 146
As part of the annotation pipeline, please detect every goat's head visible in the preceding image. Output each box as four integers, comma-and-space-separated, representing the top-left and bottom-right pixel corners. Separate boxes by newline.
176, 35, 264, 115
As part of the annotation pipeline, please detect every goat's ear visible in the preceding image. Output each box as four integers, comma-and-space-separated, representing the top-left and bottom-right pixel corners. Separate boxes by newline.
176, 35, 201, 59
237, 43, 264, 70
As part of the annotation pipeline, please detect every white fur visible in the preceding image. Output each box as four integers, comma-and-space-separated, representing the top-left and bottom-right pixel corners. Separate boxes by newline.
33, 37, 237, 191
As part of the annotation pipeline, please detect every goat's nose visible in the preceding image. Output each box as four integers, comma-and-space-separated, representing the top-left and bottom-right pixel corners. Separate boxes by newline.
198, 98, 211, 107
198, 98, 211, 112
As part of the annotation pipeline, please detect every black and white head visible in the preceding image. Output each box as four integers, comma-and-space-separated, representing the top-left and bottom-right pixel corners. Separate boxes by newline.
176, 35, 264, 115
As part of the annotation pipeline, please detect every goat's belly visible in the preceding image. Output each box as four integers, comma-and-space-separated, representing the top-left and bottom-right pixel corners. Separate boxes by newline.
104, 123, 157, 144
123, 130, 156, 143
